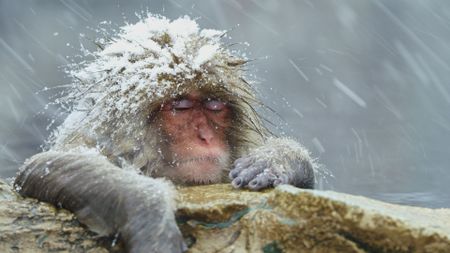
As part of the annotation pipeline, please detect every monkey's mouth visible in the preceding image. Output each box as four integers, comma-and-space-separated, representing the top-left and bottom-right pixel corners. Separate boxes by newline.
174, 156, 221, 166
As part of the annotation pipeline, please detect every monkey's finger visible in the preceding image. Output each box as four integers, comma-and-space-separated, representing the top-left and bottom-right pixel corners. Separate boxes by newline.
229, 157, 253, 179
231, 163, 267, 188
248, 172, 277, 191
233, 156, 252, 167
273, 174, 289, 186
229, 168, 242, 180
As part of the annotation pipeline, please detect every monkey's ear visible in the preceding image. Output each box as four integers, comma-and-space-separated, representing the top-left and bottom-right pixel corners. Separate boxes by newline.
227, 59, 248, 67
146, 100, 165, 122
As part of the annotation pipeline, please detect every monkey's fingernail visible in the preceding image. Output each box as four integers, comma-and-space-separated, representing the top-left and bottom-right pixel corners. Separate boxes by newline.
229, 170, 238, 179
249, 179, 259, 187
232, 178, 243, 188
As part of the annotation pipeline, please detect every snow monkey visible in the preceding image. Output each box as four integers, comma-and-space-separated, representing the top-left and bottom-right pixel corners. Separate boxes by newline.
14, 15, 316, 253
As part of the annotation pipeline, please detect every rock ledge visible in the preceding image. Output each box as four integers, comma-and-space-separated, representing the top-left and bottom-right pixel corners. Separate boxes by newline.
1, 180, 449, 252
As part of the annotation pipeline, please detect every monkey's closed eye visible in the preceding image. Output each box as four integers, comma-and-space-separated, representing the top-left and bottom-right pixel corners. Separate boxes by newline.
204, 99, 227, 111
172, 98, 194, 110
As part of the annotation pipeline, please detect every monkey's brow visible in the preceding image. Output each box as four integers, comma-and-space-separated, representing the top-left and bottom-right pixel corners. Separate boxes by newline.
171, 95, 225, 102
202, 97, 224, 102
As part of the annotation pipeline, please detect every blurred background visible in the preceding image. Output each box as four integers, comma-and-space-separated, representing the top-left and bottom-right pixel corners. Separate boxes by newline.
1, 0, 449, 208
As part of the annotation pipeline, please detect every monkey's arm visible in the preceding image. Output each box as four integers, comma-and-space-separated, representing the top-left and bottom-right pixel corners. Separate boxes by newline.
229, 137, 315, 190
14, 150, 185, 253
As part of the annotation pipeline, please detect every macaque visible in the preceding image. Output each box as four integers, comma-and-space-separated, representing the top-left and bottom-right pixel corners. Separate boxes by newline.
14, 15, 315, 253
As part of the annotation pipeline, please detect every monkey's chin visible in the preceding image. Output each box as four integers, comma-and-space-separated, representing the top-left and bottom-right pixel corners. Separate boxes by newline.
168, 156, 229, 185
176, 162, 224, 185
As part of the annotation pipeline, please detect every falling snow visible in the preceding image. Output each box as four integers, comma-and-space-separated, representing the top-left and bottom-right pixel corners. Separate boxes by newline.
333, 78, 367, 108
2, 1, 450, 208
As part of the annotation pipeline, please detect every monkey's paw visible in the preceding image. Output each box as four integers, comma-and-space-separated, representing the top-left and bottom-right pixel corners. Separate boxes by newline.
229, 137, 314, 190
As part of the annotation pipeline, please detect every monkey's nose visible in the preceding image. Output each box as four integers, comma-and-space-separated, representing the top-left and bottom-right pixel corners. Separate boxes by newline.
193, 111, 215, 144
197, 124, 214, 144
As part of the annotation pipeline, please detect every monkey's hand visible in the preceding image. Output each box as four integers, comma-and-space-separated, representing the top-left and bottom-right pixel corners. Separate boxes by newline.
14, 150, 186, 253
229, 138, 315, 190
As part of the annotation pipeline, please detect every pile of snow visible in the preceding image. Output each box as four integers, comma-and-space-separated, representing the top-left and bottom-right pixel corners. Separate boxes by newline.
70, 15, 226, 113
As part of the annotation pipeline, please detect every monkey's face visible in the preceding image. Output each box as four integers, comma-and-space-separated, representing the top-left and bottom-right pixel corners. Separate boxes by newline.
157, 90, 232, 185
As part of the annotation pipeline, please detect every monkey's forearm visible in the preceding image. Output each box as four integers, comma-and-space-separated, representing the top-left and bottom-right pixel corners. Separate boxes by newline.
284, 154, 315, 189
14, 150, 185, 253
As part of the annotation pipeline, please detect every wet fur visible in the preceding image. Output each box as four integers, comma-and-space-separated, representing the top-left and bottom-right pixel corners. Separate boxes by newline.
15, 150, 184, 253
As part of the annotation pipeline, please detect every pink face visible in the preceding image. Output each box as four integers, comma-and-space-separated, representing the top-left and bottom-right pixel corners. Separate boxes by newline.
158, 91, 232, 184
